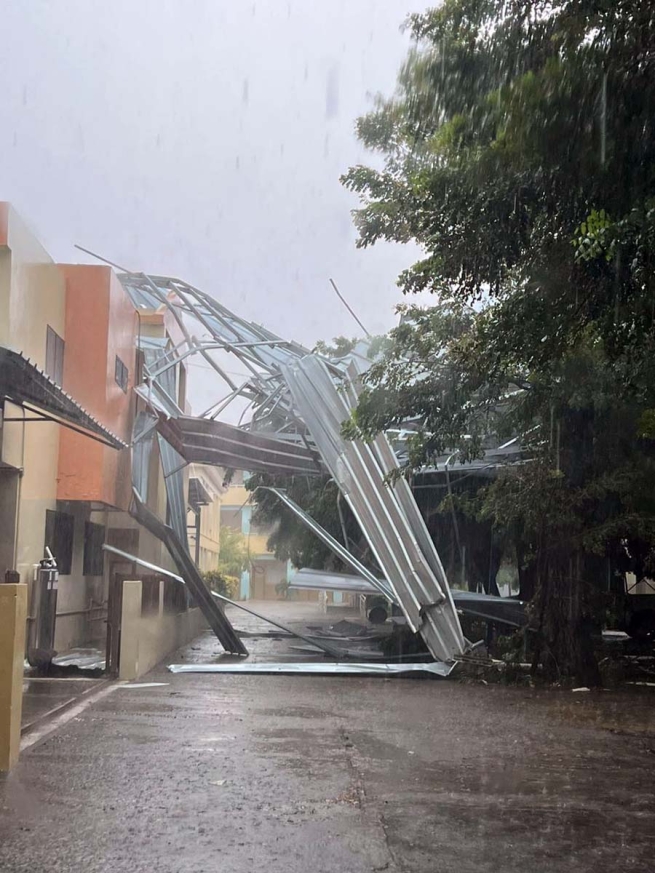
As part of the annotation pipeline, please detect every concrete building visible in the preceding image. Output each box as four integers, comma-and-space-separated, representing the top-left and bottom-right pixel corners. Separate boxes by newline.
0, 205, 133, 658
218, 470, 323, 602
0, 203, 206, 673
50, 263, 138, 652
0, 203, 68, 594
219, 470, 292, 600
187, 463, 226, 573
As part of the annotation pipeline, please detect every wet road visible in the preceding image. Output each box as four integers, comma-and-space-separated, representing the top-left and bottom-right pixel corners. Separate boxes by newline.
1, 603, 654, 872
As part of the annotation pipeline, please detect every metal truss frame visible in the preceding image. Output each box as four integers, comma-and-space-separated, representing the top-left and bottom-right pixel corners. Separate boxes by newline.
112, 267, 468, 662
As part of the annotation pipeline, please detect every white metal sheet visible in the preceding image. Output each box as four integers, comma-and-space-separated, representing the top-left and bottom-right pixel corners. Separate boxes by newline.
168, 661, 455, 677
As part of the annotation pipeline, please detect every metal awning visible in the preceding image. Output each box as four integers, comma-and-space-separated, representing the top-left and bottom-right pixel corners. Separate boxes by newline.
188, 476, 212, 508
0, 347, 128, 449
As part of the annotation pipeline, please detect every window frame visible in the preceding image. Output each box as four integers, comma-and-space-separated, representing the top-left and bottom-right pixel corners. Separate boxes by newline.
45, 326, 65, 386
114, 355, 129, 393
83, 521, 106, 577
44, 509, 74, 575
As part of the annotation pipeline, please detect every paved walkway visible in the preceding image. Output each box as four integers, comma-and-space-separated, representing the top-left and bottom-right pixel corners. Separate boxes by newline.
1, 603, 654, 872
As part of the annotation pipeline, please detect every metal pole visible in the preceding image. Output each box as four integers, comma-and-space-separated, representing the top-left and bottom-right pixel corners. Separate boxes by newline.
329, 278, 371, 338
195, 508, 201, 568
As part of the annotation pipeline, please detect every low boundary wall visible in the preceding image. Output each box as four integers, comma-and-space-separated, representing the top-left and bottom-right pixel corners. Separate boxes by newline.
119, 580, 207, 680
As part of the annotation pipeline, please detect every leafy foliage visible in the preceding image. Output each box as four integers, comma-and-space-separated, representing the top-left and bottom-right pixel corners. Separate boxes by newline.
216, 526, 249, 579
246, 473, 379, 576
340, 0, 655, 683
202, 570, 239, 600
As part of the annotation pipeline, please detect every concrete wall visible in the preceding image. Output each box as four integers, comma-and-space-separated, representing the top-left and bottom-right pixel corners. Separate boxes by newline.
0, 584, 27, 771
51, 504, 107, 652
626, 573, 655, 595
249, 556, 289, 600
57, 265, 136, 510
188, 499, 222, 573
0, 203, 66, 360
119, 580, 206, 680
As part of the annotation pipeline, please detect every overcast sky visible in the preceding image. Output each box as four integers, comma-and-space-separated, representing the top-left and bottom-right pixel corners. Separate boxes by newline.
0, 0, 427, 411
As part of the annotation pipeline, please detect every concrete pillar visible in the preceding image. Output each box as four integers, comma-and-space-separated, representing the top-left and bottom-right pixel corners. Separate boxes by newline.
0, 583, 28, 771
119, 580, 142, 681
241, 505, 252, 536
240, 569, 250, 600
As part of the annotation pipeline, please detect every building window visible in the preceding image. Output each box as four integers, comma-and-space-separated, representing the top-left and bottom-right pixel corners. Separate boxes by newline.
83, 522, 105, 576
44, 509, 74, 575
45, 326, 65, 385
115, 355, 129, 393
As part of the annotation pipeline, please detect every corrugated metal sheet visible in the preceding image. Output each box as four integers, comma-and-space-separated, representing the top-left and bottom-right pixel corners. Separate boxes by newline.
157, 433, 188, 550
157, 416, 322, 477
168, 661, 455, 677
131, 491, 247, 655
290, 568, 376, 595
289, 569, 527, 628
283, 355, 466, 662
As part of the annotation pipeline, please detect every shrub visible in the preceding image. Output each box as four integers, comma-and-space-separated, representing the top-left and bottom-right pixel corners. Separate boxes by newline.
202, 570, 239, 600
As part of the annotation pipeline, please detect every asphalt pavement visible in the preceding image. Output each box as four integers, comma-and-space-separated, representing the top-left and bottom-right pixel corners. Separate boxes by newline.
1, 601, 654, 872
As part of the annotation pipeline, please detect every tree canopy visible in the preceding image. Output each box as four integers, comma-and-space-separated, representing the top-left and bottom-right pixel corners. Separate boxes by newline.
216, 526, 249, 579
339, 0, 655, 683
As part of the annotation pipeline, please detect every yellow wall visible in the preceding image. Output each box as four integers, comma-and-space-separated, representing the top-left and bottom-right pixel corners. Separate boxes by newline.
0, 204, 66, 583
0, 584, 27, 771
119, 580, 206, 681
220, 484, 275, 551
219, 481, 314, 601
188, 497, 222, 573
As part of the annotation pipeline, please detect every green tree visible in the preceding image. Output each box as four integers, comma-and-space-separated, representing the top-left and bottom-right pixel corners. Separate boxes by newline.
217, 526, 249, 579
246, 473, 378, 575
341, 1, 655, 683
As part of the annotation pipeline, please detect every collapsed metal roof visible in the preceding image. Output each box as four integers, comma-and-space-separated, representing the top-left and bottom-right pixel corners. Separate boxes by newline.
116, 269, 469, 662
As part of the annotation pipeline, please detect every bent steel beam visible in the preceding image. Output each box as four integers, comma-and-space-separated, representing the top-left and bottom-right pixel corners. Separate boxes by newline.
130, 490, 248, 656
283, 356, 466, 662
261, 487, 395, 600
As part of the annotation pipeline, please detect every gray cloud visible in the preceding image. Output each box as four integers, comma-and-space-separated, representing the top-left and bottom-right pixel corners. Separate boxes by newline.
0, 0, 427, 411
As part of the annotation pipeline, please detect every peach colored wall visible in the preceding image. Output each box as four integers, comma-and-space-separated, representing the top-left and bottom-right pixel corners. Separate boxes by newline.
57, 265, 137, 509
